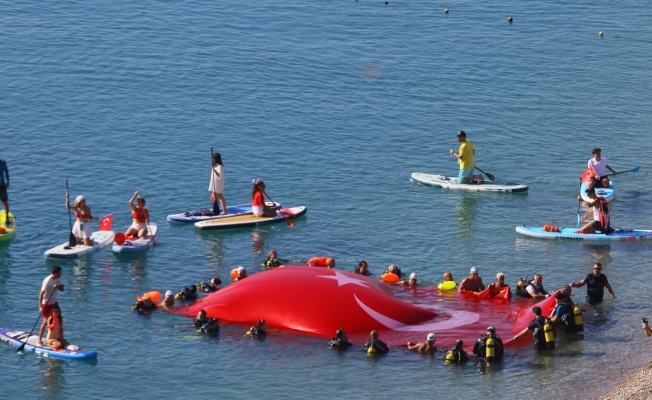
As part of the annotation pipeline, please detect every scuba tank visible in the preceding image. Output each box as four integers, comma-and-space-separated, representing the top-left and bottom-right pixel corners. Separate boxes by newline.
485, 337, 496, 361
543, 319, 556, 349
516, 278, 525, 296
573, 305, 584, 332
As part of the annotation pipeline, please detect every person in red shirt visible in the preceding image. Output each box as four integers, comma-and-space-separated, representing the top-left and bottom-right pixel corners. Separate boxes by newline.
252, 180, 277, 217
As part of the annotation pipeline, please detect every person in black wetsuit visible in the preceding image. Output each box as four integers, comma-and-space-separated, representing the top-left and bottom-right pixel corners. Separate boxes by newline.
473, 326, 504, 361
364, 330, 389, 354
353, 261, 370, 276
328, 328, 353, 349
506, 306, 554, 350
571, 263, 615, 304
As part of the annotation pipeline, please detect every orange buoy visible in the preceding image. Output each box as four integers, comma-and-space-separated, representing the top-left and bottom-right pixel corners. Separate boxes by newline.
230, 269, 239, 278
137, 291, 161, 302
307, 257, 333, 267
381, 273, 400, 283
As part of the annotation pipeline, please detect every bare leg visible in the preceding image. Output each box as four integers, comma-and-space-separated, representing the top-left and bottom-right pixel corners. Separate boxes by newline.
48, 339, 63, 349
138, 228, 147, 238
125, 227, 138, 237
38, 319, 48, 343
83, 238, 94, 246
217, 193, 227, 215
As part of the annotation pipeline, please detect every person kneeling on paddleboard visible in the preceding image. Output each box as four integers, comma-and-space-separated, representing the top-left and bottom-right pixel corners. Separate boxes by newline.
66, 194, 99, 246
46, 308, 70, 350
251, 180, 276, 218
458, 267, 485, 293
578, 188, 613, 234
126, 191, 151, 239
449, 131, 484, 185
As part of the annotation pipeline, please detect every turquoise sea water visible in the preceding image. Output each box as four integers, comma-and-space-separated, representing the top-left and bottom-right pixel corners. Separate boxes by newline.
2, 0, 652, 398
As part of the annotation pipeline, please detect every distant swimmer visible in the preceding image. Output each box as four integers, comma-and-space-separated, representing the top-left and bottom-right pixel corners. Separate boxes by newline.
449, 131, 483, 184
571, 263, 615, 305
353, 260, 370, 276
209, 152, 227, 215
132, 295, 158, 314
473, 326, 504, 362
364, 330, 389, 354
458, 267, 485, 292
438, 272, 457, 290
578, 188, 612, 234
328, 328, 353, 350
65, 193, 99, 246
586, 148, 617, 191
506, 306, 555, 350
126, 191, 150, 239
407, 333, 437, 355
251, 180, 276, 217
398, 272, 418, 287
246, 319, 267, 338
264, 250, 283, 268
234, 266, 247, 281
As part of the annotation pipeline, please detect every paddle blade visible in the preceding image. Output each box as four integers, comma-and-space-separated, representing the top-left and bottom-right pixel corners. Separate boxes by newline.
485, 172, 495, 181
69, 232, 77, 247
115, 232, 125, 245
17, 342, 26, 353
631, 166, 641, 174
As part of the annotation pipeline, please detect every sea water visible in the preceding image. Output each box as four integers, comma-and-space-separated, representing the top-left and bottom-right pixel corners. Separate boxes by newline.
1, 0, 652, 398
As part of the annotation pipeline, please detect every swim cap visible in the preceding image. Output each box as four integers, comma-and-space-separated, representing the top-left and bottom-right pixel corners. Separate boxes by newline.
487, 326, 496, 332
470, 266, 478, 274
237, 266, 245, 273
75, 195, 85, 204
427, 333, 436, 342
165, 290, 173, 298
410, 272, 417, 280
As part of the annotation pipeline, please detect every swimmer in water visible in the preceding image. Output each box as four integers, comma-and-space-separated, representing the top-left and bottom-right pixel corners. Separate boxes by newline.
407, 333, 437, 355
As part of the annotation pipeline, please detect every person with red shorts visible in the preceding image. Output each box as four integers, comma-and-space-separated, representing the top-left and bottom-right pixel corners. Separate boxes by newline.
38, 266, 64, 344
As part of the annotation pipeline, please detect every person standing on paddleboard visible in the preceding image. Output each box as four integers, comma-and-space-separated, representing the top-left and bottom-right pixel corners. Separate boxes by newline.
0, 155, 11, 227
209, 153, 227, 215
458, 266, 486, 292
66, 193, 99, 246
586, 148, 617, 191
450, 131, 483, 184
38, 266, 64, 344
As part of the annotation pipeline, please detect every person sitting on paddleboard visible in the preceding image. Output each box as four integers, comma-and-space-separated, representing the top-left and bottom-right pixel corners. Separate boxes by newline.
578, 188, 612, 234
458, 266, 485, 292
65, 194, 98, 246
489, 272, 510, 289
586, 148, 617, 191
251, 180, 277, 218
46, 307, 70, 350
354, 260, 371, 276
209, 152, 227, 215
523, 274, 548, 299
407, 333, 437, 355
126, 191, 150, 239
449, 131, 484, 184
398, 272, 419, 287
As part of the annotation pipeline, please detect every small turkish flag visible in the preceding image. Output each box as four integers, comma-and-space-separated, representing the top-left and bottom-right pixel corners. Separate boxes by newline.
99, 214, 113, 231
209, 193, 215, 201
580, 166, 597, 183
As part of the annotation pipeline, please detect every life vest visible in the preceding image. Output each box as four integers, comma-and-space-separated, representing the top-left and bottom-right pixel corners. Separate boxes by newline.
596, 197, 611, 233
175, 285, 198, 301
437, 281, 457, 291
306, 257, 332, 267
265, 259, 283, 268
381, 266, 402, 282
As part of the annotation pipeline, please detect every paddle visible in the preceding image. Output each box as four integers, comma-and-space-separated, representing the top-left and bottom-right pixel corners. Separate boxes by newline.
576, 178, 582, 227
604, 166, 640, 177
65, 179, 77, 247
17, 289, 56, 353
474, 166, 495, 181
262, 191, 294, 228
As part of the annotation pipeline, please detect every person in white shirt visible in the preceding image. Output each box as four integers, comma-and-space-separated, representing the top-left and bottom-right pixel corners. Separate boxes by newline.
38, 266, 64, 343
209, 153, 227, 215
587, 148, 617, 191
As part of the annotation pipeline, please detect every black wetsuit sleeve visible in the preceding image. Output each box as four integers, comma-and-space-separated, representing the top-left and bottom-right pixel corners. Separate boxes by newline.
378, 340, 389, 353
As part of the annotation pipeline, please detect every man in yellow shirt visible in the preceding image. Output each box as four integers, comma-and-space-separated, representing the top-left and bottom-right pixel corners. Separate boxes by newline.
450, 131, 483, 184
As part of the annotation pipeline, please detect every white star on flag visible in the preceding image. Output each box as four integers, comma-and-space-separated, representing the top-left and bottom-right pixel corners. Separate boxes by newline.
317, 271, 371, 289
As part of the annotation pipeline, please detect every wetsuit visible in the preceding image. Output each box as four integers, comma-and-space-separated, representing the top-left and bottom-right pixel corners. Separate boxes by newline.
584, 273, 609, 304
472, 334, 504, 361
328, 338, 353, 349
364, 339, 389, 354
527, 317, 549, 350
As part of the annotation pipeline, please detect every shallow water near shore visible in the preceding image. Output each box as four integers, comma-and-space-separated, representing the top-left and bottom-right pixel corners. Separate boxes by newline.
2, 0, 652, 398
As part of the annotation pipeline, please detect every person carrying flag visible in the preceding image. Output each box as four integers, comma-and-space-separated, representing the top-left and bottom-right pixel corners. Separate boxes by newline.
578, 187, 612, 234
586, 148, 617, 191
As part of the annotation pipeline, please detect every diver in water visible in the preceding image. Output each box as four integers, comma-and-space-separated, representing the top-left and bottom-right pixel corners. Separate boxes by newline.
192, 310, 208, 328
246, 319, 267, 338
199, 277, 222, 294
175, 285, 198, 301
444, 340, 470, 364
364, 330, 389, 354
328, 328, 353, 350
132, 296, 158, 314
353, 261, 370, 276
506, 306, 555, 350
473, 326, 504, 361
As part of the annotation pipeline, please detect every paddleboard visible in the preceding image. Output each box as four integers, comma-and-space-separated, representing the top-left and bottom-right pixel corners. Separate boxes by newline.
515, 225, 652, 241
0, 328, 97, 360
44, 230, 115, 259
167, 202, 280, 223
0, 212, 16, 243
410, 173, 528, 193
195, 206, 307, 231
580, 180, 614, 203
112, 223, 159, 253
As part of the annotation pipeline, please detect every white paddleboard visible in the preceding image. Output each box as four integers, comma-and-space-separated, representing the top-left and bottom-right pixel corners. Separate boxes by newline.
44, 230, 115, 259
580, 180, 614, 203
411, 173, 528, 192
112, 223, 159, 253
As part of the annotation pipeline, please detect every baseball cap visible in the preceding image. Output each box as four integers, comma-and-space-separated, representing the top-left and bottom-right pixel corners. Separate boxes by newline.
457, 130, 466, 137
427, 333, 436, 342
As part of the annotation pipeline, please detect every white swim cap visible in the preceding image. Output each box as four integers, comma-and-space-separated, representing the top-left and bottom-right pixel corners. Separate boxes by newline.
75, 195, 85, 204
497, 272, 505, 279
165, 290, 173, 298
427, 333, 436, 342
470, 266, 478, 274
410, 272, 417, 280
237, 266, 245, 273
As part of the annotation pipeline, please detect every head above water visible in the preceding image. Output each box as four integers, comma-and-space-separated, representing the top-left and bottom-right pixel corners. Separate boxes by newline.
444, 271, 454, 281
532, 306, 542, 316
593, 262, 603, 275
336, 328, 347, 339
211, 277, 222, 286
486, 326, 496, 334
326, 258, 335, 268
496, 272, 505, 281
197, 310, 206, 318
427, 333, 436, 343
370, 330, 379, 340
470, 266, 478, 276
267, 250, 278, 260
358, 261, 368, 272
533, 274, 543, 284
454, 340, 464, 350
410, 272, 417, 281
237, 266, 246, 277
